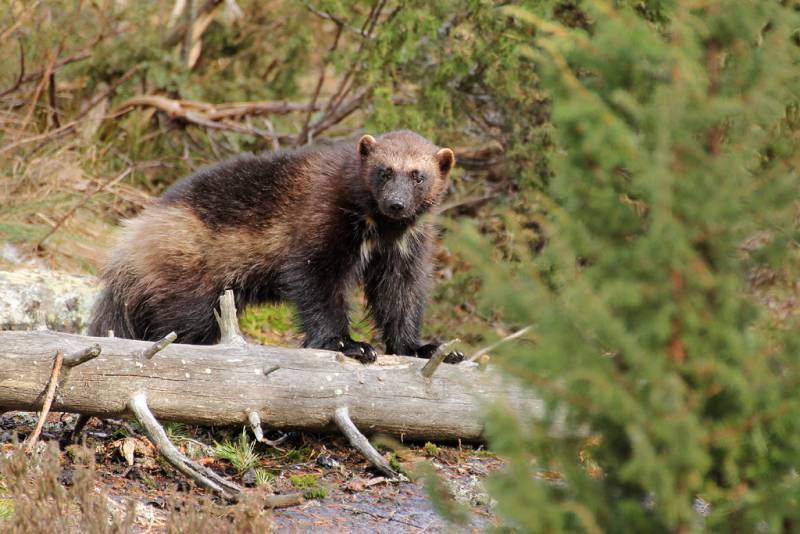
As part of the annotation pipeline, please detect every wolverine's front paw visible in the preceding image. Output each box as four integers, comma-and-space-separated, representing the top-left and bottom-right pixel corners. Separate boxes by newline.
415, 343, 464, 364
326, 337, 378, 364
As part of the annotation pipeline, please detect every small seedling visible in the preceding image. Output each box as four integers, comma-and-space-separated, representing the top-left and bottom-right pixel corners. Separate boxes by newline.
213, 429, 260, 474
254, 469, 274, 487
423, 442, 441, 457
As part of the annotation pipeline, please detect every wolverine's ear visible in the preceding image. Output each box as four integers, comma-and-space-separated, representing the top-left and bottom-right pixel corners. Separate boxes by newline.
358, 135, 377, 159
435, 148, 455, 176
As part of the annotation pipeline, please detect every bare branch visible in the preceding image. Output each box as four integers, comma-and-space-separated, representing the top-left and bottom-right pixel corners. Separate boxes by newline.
74, 64, 140, 122
36, 168, 133, 249
25, 350, 64, 453
468, 326, 533, 362
118, 95, 321, 120
302, 2, 366, 36
9, 49, 91, 91
0, 39, 25, 98
297, 19, 344, 144
334, 406, 402, 479
129, 392, 242, 501
16, 45, 59, 141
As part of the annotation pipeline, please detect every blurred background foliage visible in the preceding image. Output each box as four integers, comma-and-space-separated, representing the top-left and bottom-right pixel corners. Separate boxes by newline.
1, 0, 799, 531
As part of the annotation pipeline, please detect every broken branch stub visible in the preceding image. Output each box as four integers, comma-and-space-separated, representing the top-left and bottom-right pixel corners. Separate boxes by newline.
63, 343, 101, 367
0, 329, 544, 441
420, 339, 460, 379
215, 289, 246, 346
139, 332, 177, 359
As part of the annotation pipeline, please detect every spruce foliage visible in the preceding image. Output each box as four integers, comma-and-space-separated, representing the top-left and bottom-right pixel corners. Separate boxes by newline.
451, 1, 800, 531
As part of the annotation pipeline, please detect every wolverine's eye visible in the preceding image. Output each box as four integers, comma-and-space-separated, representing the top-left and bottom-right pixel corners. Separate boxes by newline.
410, 170, 424, 184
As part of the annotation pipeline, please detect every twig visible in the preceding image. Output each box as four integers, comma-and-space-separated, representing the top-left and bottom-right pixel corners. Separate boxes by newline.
0, 39, 25, 98
420, 339, 460, 379
118, 94, 318, 120
25, 350, 64, 453
247, 410, 288, 448
263, 493, 305, 509
139, 332, 177, 359
308, 0, 385, 139
215, 290, 246, 345
129, 392, 243, 501
297, 19, 343, 144
434, 193, 501, 215
73, 64, 140, 122
302, 2, 365, 36
343, 505, 426, 529
35, 167, 133, 249
15, 50, 92, 87
1, 65, 140, 156
468, 325, 532, 362
333, 406, 402, 479
63, 343, 102, 367
16, 45, 59, 141
307, 86, 369, 140
47, 71, 59, 128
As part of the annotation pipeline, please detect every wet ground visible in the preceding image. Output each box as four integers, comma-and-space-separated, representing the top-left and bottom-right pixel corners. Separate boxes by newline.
0, 411, 501, 532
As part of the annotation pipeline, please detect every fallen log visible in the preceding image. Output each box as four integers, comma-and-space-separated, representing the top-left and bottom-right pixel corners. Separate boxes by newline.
1, 289, 543, 501
0, 329, 540, 442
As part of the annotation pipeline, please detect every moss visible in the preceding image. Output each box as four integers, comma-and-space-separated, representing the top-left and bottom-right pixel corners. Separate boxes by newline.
289, 474, 327, 499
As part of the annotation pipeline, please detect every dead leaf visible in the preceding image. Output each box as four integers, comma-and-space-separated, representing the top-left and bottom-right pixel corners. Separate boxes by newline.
121, 437, 136, 466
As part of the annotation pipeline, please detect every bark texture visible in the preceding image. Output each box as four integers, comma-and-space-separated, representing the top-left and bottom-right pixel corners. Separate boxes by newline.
0, 330, 541, 441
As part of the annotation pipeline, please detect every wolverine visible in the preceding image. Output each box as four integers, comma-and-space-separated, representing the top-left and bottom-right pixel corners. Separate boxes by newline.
89, 130, 464, 364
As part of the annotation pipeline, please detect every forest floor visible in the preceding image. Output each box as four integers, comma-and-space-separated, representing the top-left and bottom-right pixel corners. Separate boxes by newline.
1, 407, 501, 532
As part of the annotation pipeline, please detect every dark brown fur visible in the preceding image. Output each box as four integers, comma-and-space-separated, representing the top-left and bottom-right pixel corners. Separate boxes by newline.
89, 130, 461, 363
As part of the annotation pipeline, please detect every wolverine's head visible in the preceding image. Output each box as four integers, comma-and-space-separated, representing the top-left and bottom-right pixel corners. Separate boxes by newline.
357, 130, 455, 221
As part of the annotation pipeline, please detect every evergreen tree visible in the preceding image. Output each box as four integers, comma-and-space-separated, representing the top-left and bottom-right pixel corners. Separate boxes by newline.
450, 1, 800, 531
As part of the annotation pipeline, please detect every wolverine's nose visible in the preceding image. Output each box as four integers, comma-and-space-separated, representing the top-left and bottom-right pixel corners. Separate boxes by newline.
388, 201, 405, 214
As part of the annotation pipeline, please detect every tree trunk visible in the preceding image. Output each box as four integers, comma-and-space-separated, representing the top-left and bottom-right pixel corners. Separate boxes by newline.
0, 330, 541, 442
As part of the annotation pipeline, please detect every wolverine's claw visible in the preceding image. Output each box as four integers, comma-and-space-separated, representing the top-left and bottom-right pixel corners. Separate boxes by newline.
415, 343, 464, 364
443, 351, 464, 364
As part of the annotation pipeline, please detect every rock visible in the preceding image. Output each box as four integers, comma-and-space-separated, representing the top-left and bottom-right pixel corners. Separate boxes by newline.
316, 454, 340, 469
242, 468, 257, 487
0, 268, 99, 333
